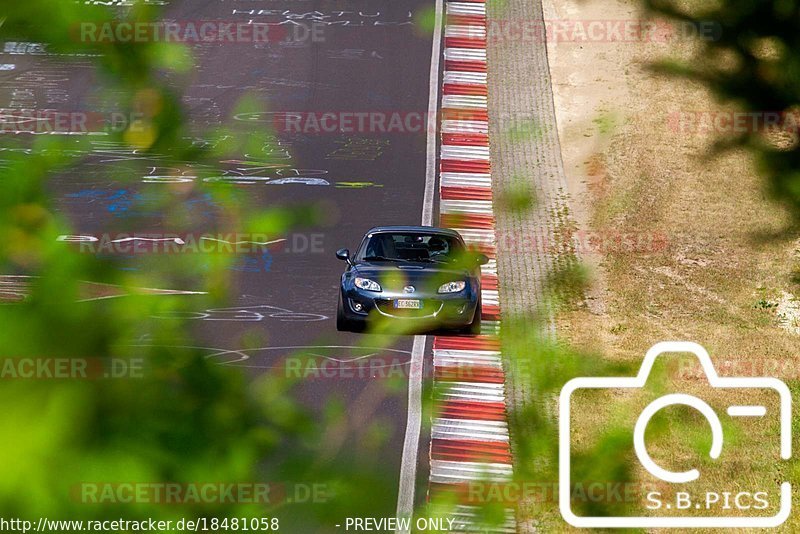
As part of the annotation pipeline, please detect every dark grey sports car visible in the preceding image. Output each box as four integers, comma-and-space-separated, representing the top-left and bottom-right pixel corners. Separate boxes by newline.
335, 226, 487, 333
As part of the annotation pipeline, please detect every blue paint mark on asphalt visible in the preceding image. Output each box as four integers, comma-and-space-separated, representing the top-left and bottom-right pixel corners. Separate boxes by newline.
228, 251, 274, 273
65, 189, 219, 219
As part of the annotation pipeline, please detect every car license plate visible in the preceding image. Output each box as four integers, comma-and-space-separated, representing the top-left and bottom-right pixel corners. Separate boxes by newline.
394, 299, 421, 309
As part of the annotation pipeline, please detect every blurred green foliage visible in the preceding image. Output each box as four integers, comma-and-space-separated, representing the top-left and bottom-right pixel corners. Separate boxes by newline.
0, 1, 402, 530
645, 0, 800, 221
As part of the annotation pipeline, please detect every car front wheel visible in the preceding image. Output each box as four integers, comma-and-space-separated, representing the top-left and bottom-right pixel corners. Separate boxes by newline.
460, 296, 482, 335
336, 293, 352, 331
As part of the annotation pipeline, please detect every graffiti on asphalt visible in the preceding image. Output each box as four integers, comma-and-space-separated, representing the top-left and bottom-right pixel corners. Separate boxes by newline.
151, 304, 327, 322
325, 137, 388, 161
230, 9, 414, 27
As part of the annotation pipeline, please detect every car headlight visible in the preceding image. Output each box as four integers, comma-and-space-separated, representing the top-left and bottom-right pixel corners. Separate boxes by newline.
354, 277, 382, 292
438, 281, 466, 294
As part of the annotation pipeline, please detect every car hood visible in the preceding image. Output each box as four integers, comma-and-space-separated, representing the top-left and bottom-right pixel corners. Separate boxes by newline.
354, 260, 473, 275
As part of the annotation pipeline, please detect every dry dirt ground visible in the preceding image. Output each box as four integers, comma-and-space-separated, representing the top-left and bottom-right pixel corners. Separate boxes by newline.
534, 0, 800, 530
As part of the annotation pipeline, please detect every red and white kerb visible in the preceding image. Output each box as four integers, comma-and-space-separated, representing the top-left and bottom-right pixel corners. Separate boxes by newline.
429, 0, 516, 531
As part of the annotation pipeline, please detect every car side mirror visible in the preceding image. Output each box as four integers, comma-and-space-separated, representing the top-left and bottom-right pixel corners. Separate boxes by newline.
476, 253, 489, 266
336, 248, 351, 263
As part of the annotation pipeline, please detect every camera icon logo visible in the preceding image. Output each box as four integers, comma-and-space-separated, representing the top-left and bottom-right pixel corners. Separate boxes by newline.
559, 341, 792, 528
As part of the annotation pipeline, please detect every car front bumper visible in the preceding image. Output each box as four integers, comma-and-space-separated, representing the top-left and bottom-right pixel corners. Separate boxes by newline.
340, 286, 479, 329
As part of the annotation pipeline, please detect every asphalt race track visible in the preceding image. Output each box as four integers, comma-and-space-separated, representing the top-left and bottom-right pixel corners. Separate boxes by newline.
0, 0, 438, 524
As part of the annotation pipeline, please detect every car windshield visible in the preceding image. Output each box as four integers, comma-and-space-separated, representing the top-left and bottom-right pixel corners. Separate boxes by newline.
356, 232, 465, 263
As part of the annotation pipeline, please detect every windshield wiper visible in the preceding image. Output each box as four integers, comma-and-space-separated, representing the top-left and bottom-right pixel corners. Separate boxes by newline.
420, 256, 453, 264
363, 255, 408, 262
